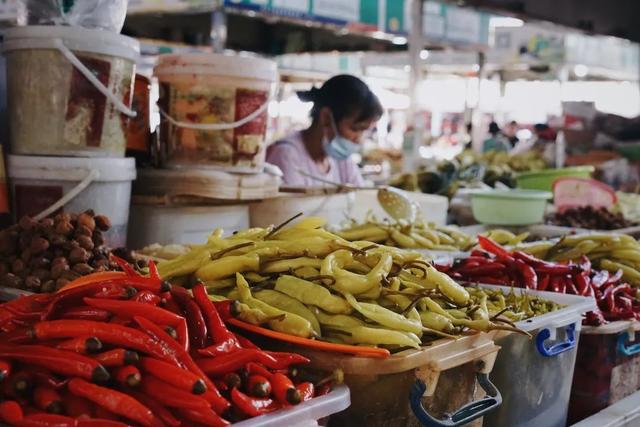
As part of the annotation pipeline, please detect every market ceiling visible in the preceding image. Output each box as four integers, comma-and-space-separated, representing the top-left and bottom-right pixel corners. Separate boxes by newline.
459, 0, 640, 42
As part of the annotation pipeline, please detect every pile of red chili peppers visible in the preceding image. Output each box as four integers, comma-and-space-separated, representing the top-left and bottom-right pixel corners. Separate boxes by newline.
435, 236, 640, 326
0, 258, 323, 427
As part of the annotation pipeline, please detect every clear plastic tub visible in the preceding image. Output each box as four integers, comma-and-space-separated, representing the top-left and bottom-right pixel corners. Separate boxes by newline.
570, 388, 640, 427
568, 320, 640, 424
479, 285, 596, 427
264, 332, 502, 427
234, 385, 350, 427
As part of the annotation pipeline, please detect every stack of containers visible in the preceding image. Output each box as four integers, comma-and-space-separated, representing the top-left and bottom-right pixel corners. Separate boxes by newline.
2, 25, 139, 247
128, 53, 280, 247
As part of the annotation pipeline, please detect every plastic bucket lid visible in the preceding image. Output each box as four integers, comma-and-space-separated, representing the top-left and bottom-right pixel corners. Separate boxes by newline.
7, 155, 136, 182
2, 25, 140, 61
154, 53, 278, 82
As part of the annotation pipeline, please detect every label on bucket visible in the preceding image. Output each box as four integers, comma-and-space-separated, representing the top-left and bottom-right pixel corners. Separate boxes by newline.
15, 185, 63, 219
161, 83, 268, 171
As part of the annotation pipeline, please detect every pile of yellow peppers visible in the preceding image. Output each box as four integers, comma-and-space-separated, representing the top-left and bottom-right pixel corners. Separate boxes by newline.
336, 217, 475, 251
156, 217, 555, 350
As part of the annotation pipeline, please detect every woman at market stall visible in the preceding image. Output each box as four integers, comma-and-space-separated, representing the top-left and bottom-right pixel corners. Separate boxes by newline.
266, 74, 383, 187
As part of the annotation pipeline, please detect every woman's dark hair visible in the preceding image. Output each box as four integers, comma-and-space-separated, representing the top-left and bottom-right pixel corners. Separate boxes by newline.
488, 121, 500, 134
297, 74, 383, 123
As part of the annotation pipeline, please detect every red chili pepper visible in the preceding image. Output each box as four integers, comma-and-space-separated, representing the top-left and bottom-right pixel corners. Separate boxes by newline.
132, 316, 230, 414
477, 236, 513, 260
128, 391, 181, 427
16, 414, 76, 427
34, 386, 63, 414
538, 274, 550, 291
77, 419, 129, 427
263, 351, 310, 369
514, 260, 538, 289
83, 298, 189, 350
93, 284, 138, 300
198, 349, 280, 376
0, 400, 24, 425
115, 365, 141, 387
83, 298, 184, 327
62, 392, 93, 418
148, 260, 160, 280
247, 375, 272, 398
92, 406, 120, 422
0, 358, 11, 381
270, 373, 301, 405
0, 345, 109, 383
212, 300, 239, 322
93, 349, 139, 367
170, 288, 208, 349
57, 336, 103, 355
140, 376, 210, 410
574, 273, 591, 296
140, 357, 207, 395
246, 362, 272, 378
29, 368, 67, 390
160, 294, 183, 316
550, 275, 563, 293
58, 307, 112, 322
235, 334, 259, 349
231, 387, 280, 418
68, 378, 154, 427
3, 371, 32, 399
605, 269, 624, 286
132, 290, 161, 305
45, 276, 169, 319
34, 320, 179, 365
177, 408, 230, 427
111, 255, 137, 276
296, 382, 315, 402
192, 284, 241, 352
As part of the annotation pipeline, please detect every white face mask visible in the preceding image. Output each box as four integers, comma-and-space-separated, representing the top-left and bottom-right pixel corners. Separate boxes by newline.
322, 113, 360, 160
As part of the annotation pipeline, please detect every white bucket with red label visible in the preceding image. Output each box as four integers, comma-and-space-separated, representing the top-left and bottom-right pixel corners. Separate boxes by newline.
154, 53, 278, 173
7, 155, 136, 248
2, 26, 139, 157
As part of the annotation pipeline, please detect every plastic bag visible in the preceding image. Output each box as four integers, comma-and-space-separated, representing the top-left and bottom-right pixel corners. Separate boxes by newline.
19, 0, 128, 32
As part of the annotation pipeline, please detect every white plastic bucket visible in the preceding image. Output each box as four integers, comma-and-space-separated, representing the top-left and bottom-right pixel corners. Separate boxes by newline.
7, 155, 136, 248
2, 26, 139, 157
154, 53, 278, 173
249, 193, 354, 228
128, 204, 251, 249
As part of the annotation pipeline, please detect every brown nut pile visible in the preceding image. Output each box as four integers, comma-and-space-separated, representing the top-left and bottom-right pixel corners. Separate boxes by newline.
546, 206, 637, 230
0, 211, 119, 293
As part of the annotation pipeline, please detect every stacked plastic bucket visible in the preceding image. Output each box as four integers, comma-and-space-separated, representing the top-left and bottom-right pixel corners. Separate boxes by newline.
2, 25, 139, 247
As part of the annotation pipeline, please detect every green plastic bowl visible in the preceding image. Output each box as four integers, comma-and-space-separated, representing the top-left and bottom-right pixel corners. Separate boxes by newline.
470, 189, 552, 225
516, 166, 594, 192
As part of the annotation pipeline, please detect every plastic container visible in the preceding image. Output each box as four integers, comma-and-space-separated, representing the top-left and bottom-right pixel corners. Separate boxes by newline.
568, 320, 640, 424
470, 189, 552, 225
3, 26, 139, 157
350, 190, 449, 226
128, 204, 250, 249
7, 155, 136, 247
479, 285, 596, 427
154, 53, 278, 173
234, 385, 350, 427
516, 166, 595, 192
249, 192, 354, 228
264, 332, 502, 426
